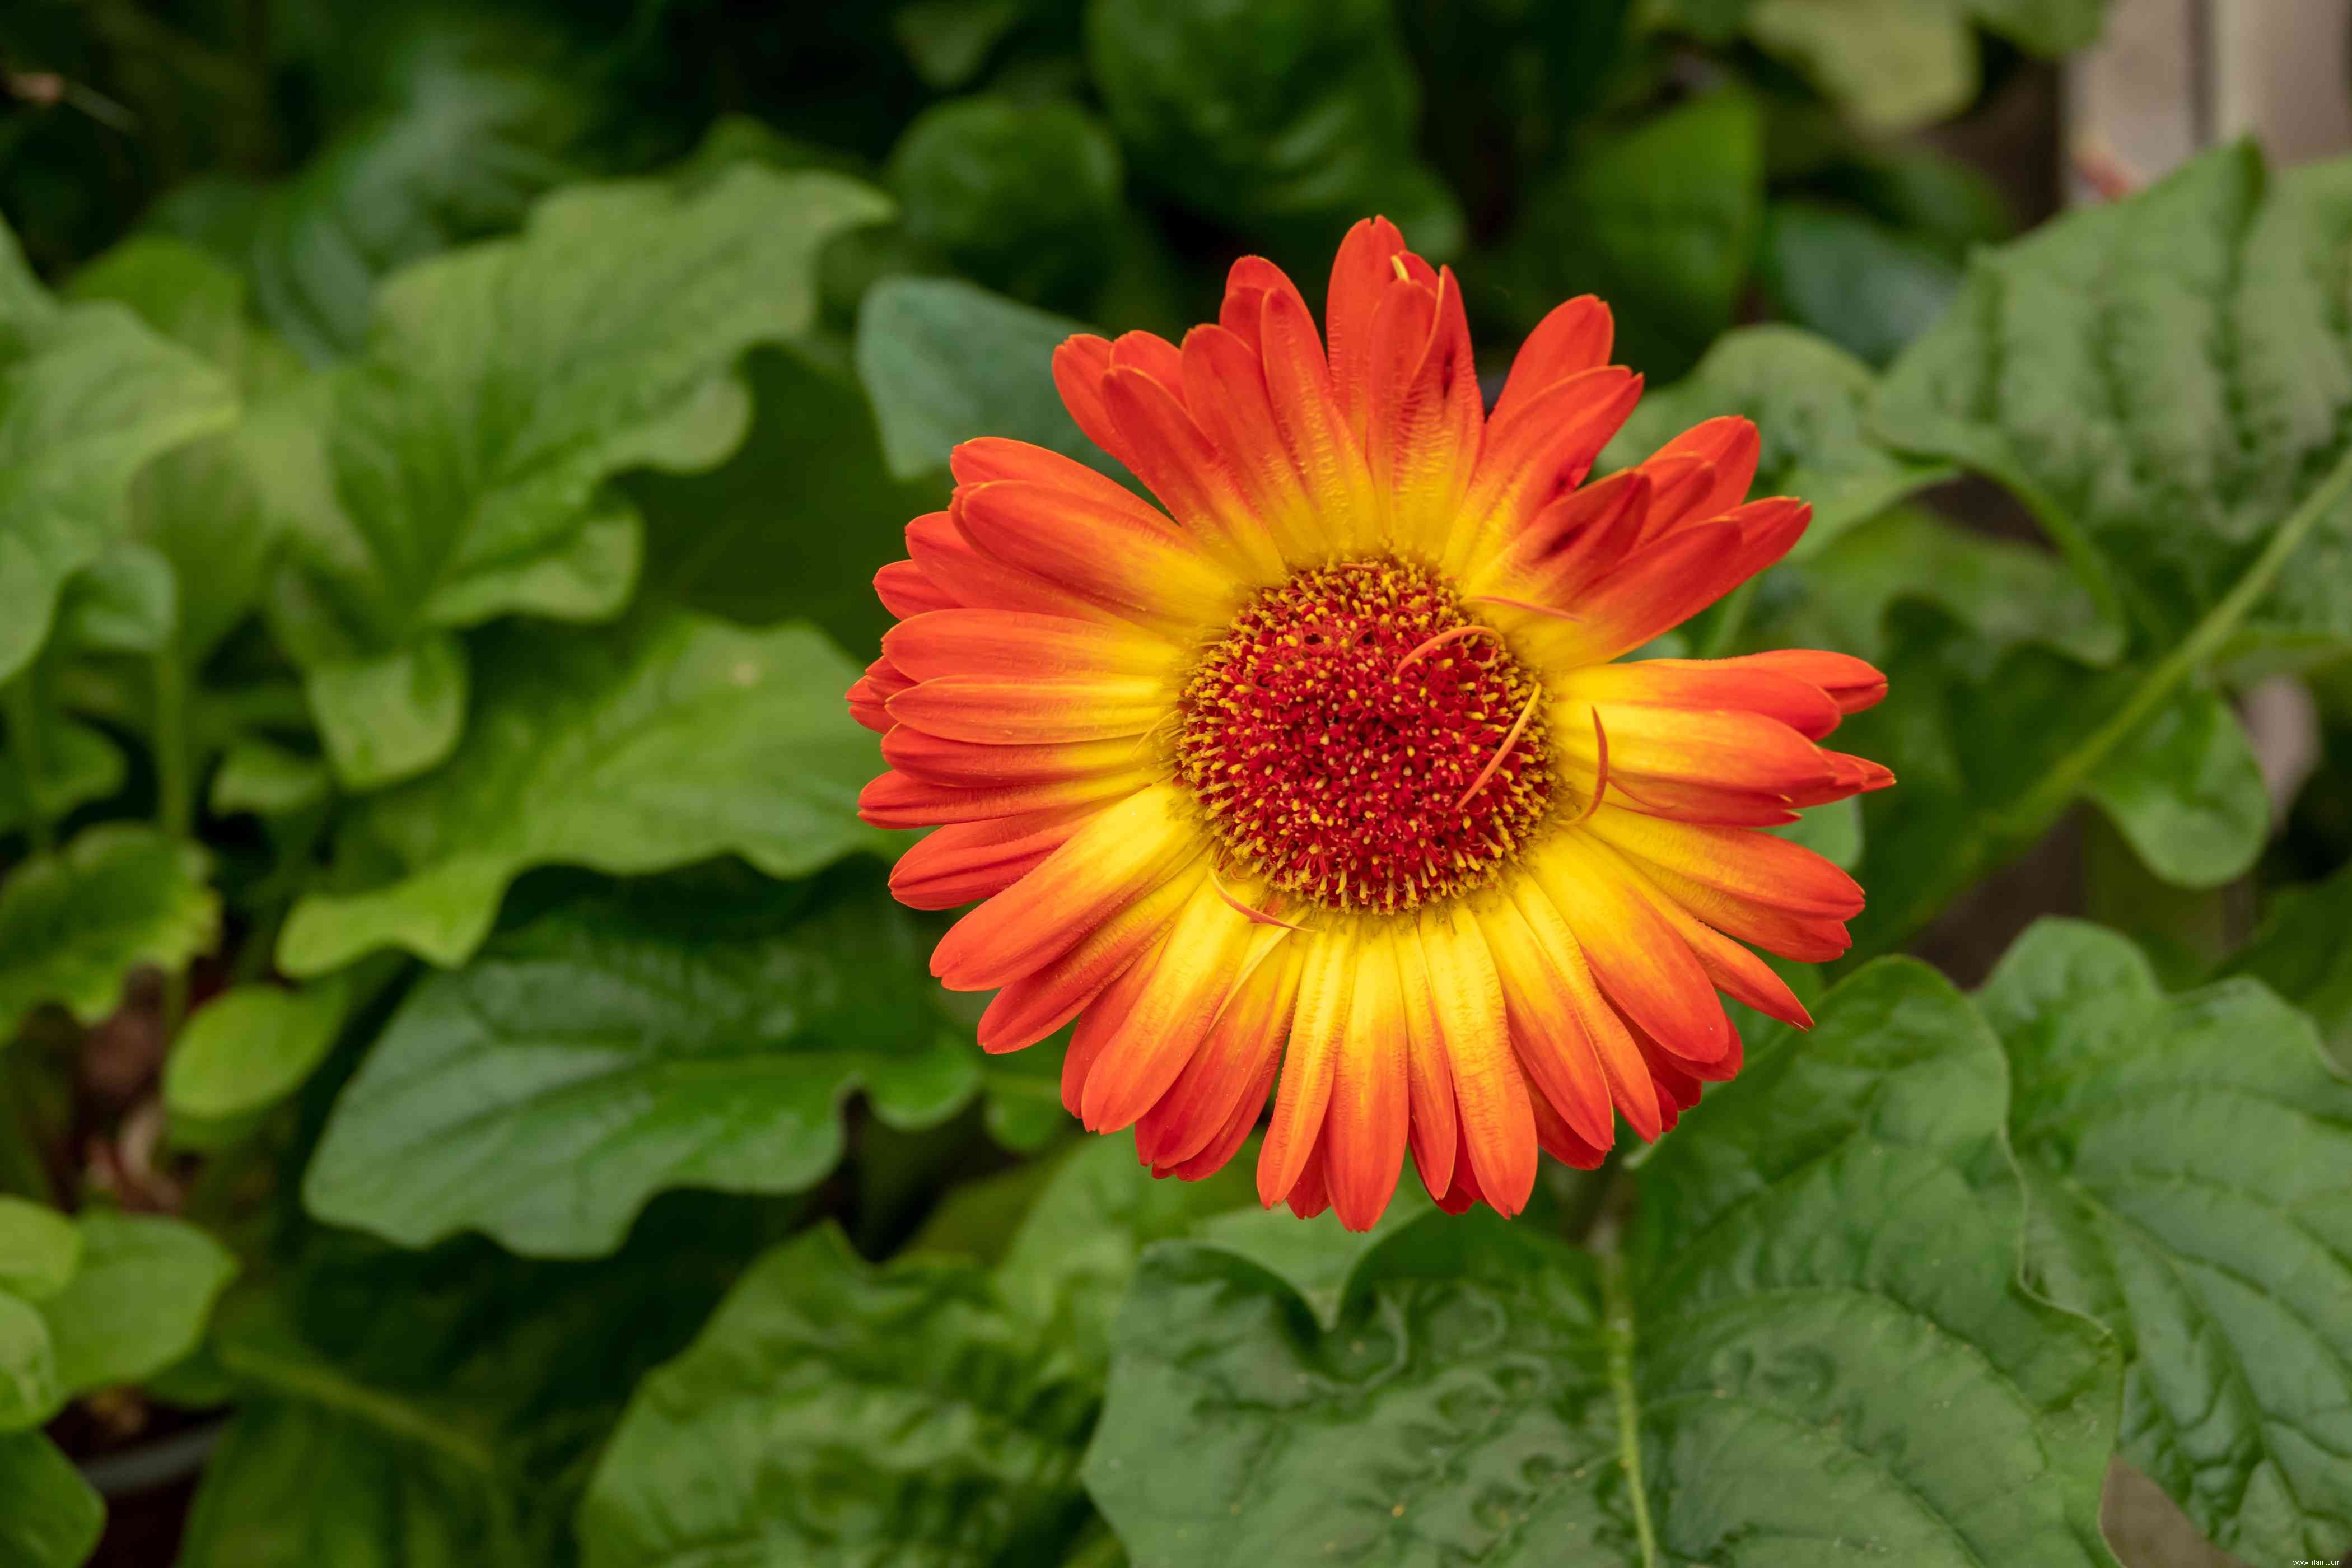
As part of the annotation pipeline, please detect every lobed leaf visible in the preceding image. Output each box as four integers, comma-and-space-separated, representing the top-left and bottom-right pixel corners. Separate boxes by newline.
0, 824, 219, 1043
277, 610, 885, 977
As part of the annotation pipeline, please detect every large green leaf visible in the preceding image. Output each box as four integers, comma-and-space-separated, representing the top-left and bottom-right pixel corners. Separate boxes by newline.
1085, 0, 1462, 260
181, 1203, 780, 1568
1599, 326, 1953, 558
1761, 202, 1964, 368
0, 824, 218, 1042
1506, 90, 1762, 379
305, 868, 973, 1256
0, 1431, 102, 1568
277, 611, 883, 977
579, 1140, 1250, 1568
150, 10, 601, 363
0, 1198, 78, 1301
1878, 143, 2352, 660
1087, 959, 2120, 1566
857, 278, 1105, 482
1980, 920, 2352, 1562
0, 221, 239, 687
262, 166, 891, 787
888, 95, 1126, 312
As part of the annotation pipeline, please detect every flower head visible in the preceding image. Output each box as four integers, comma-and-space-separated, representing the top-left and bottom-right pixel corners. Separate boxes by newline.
851, 220, 1892, 1230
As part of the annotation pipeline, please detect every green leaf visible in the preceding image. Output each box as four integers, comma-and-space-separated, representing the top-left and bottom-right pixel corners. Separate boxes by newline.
1966, 0, 2108, 56
208, 738, 332, 819
2083, 687, 2267, 888
857, 277, 1107, 482
629, 340, 948, 657
1088, 959, 2120, 1567
1771, 795, 1862, 870
1742, 0, 1975, 134
2223, 860, 2352, 1065
150, 12, 601, 363
0, 1198, 80, 1301
0, 824, 219, 1042
305, 637, 468, 794
0, 1431, 102, 1568
581, 1141, 1248, 1568
182, 1205, 779, 1568
262, 166, 891, 787
1877, 143, 2352, 660
66, 236, 311, 668
304, 869, 971, 1257
0, 707, 124, 839
895, 0, 1041, 87
1506, 90, 1762, 379
165, 978, 351, 1123
35, 1211, 236, 1400
277, 611, 884, 977
0, 221, 239, 687
1085, 0, 1463, 259
0, 1294, 57, 1430
889, 95, 1126, 311
1980, 921, 2352, 1561
1761, 202, 1965, 367
1599, 326, 1953, 557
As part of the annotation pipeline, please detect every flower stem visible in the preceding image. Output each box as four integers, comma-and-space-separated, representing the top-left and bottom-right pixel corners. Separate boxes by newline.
4, 673, 54, 857
1996, 438, 2352, 837
1597, 1241, 1659, 1568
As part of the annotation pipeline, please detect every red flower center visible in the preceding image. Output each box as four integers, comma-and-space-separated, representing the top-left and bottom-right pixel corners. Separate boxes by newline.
1175, 558, 1555, 914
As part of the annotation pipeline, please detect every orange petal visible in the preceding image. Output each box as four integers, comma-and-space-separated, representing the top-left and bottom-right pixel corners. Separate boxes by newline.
1103, 365, 1289, 578
1561, 659, 1844, 740
1528, 500, 1809, 664
949, 437, 1163, 528
1137, 934, 1300, 1169
1256, 927, 1355, 1207
1530, 835, 1734, 1067
954, 480, 1233, 630
1324, 217, 1411, 437
1258, 287, 1379, 555
1081, 878, 1257, 1132
888, 804, 1099, 911
1052, 335, 1137, 473
908, 509, 1118, 624
1219, 255, 1311, 357
1628, 416, 1760, 542
888, 674, 1165, 744
1418, 906, 1537, 1216
1452, 367, 1643, 570
1581, 805, 1864, 917
977, 867, 1201, 1052
1324, 928, 1410, 1231
880, 728, 1141, 789
1492, 295, 1614, 423
1728, 649, 1888, 715
1283, 1137, 1333, 1219
884, 609, 1180, 684
929, 785, 1200, 990
1179, 324, 1319, 560
858, 767, 1140, 828
1475, 897, 1616, 1150
1508, 876, 1663, 1141
1468, 467, 1649, 603
875, 558, 959, 618
1392, 925, 1458, 1201
1558, 702, 1841, 811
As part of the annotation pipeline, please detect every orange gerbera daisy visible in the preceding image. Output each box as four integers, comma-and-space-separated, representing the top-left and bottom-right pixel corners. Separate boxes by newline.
850, 219, 1891, 1230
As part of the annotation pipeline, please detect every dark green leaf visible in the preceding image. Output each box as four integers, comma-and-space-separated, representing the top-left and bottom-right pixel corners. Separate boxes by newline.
857, 277, 1106, 481
580, 1141, 1249, 1566
0, 1431, 102, 1568
1088, 960, 2120, 1567
0, 704, 124, 839
630, 340, 947, 656
1761, 202, 1965, 367
277, 612, 883, 977
150, 12, 603, 363
0, 825, 218, 1040
1981, 922, 2352, 1561
1599, 326, 1953, 556
304, 870, 971, 1257
0, 222, 239, 687
207, 738, 332, 819
261, 166, 891, 787
889, 95, 1125, 310
1506, 90, 1762, 379
1085, 0, 1463, 259
2223, 860, 2352, 1065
